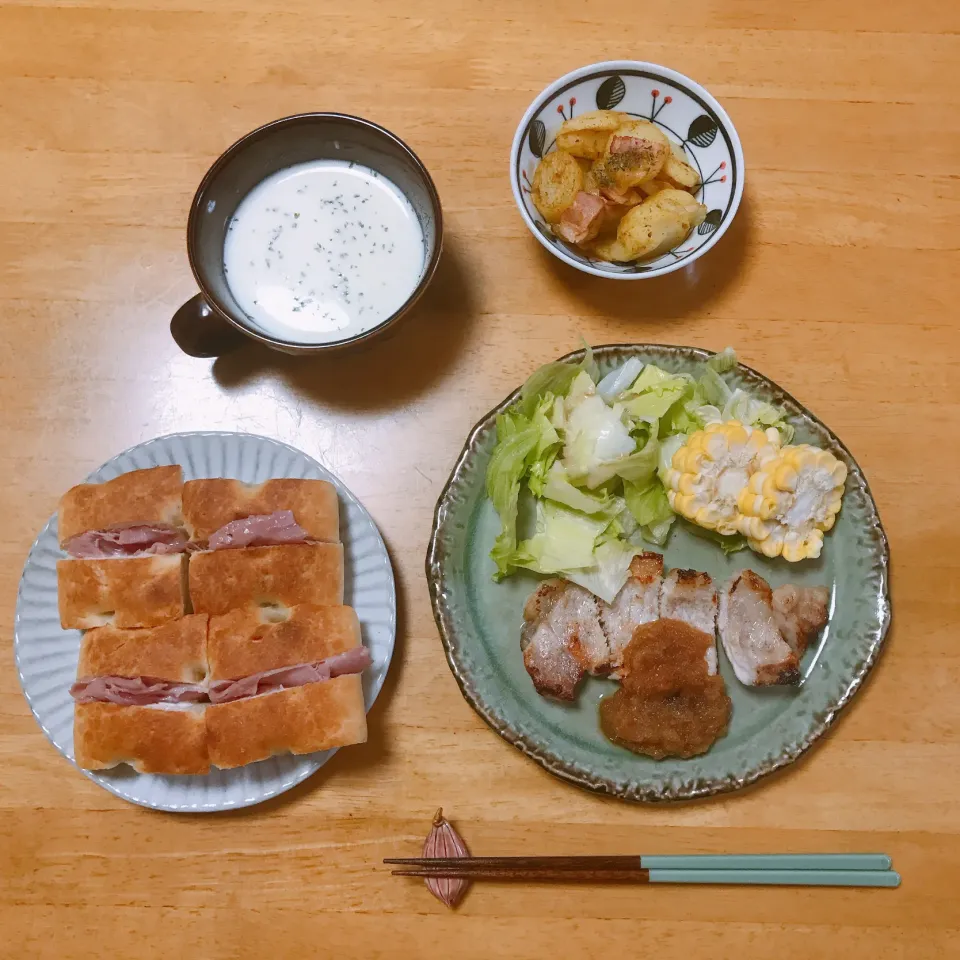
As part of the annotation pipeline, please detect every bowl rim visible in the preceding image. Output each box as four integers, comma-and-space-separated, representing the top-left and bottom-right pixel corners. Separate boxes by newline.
509, 61, 745, 280
187, 112, 444, 353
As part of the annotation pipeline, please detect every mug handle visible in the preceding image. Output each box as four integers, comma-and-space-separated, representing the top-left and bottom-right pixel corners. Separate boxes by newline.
170, 294, 246, 358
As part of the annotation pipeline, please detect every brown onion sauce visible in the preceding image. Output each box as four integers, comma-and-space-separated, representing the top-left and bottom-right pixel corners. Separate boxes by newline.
600, 619, 731, 760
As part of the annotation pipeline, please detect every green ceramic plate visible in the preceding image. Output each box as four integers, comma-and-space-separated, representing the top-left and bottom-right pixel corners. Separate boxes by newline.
427, 345, 891, 802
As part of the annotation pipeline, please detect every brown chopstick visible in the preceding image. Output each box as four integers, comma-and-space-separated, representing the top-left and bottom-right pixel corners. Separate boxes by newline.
384, 856, 641, 870
393, 868, 647, 882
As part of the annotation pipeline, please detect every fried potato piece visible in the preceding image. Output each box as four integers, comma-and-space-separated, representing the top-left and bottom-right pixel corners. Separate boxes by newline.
617, 189, 707, 260
531, 150, 584, 224
603, 119, 670, 189
559, 109, 628, 133
556, 129, 609, 159
585, 159, 644, 206
587, 235, 635, 263
662, 140, 701, 192
637, 179, 674, 197
657, 188, 708, 225
583, 159, 604, 195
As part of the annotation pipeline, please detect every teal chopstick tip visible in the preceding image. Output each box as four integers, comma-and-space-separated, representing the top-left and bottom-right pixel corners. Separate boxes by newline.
640, 853, 895, 873
646, 868, 900, 888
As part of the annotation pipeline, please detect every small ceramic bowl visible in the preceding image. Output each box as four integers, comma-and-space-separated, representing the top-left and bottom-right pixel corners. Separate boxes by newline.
510, 61, 745, 280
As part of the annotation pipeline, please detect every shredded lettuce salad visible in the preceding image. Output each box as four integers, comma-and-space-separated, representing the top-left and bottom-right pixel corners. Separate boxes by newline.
485, 346, 794, 603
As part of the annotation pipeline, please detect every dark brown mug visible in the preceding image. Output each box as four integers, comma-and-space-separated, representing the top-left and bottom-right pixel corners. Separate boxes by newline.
171, 113, 443, 357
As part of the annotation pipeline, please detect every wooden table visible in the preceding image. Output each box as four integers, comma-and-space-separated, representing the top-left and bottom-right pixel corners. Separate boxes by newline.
2, 1, 958, 957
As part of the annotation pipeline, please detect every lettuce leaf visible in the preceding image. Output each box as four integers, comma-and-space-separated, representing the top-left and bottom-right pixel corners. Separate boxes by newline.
722, 389, 795, 443
542, 462, 619, 516
563, 395, 636, 484
515, 501, 610, 574
623, 477, 676, 546
658, 433, 686, 481
596, 357, 644, 402
585, 426, 659, 489
564, 539, 645, 604
487, 401, 561, 577
564, 369, 598, 411
640, 515, 676, 546
698, 349, 795, 443
625, 364, 674, 392
682, 520, 749, 554
623, 478, 671, 527
579, 339, 600, 384
519, 363, 579, 417
707, 346, 738, 373
621, 365, 692, 421
518, 343, 601, 417
697, 365, 731, 408
657, 382, 704, 436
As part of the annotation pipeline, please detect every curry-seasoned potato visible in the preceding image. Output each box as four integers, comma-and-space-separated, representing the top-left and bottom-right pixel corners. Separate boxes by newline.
617, 189, 707, 260
531, 150, 584, 224
587, 235, 635, 263
602, 119, 671, 189
559, 109, 627, 134
583, 159, 604, 195
583, 159, 642, 206
656, 188, 708, 226
637, 179, 674, 197
613, 118, 671, 143
662, 140, 701, 191
556, 129, 609, 159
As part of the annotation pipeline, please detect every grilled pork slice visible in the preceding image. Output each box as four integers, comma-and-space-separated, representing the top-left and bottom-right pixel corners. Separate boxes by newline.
659, 569, 718, 675
718, 571, 800, 686
772, 584, 830, 656
521, 579, 609, 700
600, 553, 663, 674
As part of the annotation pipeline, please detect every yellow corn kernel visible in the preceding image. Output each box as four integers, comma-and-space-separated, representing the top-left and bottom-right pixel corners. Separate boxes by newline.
663, 421, 781, 535
736, 443, 846, 561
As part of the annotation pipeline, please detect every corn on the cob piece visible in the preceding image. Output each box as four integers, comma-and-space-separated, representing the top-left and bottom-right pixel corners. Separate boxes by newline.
737, 444, 847, 561
664, 421, 781, 536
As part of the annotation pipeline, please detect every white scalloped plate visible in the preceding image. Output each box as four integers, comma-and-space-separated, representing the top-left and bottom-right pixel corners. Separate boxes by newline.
14, 432, 396, 812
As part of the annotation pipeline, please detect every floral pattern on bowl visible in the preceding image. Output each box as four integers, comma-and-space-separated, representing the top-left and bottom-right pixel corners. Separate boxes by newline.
510, 61, 745, 279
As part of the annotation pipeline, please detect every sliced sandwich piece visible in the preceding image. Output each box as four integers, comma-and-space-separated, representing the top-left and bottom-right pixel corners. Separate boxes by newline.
183, 478, 339, 547
520, 579, 609, 701
72, 615, 208, 693
204, 604, 369, 768
73, 705, 208, 775
772, 584, 830, 656
71, 614, 210, 774
659, 569, 718, 674
205, 603, 363, 689
59, 465, 186, 557
600, 552, 663, 674
188, 542, 344, 615
718, 571, 800, 686
57, 554, 187, 629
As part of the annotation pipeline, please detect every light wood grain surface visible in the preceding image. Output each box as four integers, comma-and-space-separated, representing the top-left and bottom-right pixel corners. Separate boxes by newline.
2, 1, 958, 957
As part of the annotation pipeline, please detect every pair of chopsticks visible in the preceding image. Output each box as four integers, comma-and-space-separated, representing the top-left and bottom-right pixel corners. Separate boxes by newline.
385, 853, 900, 887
